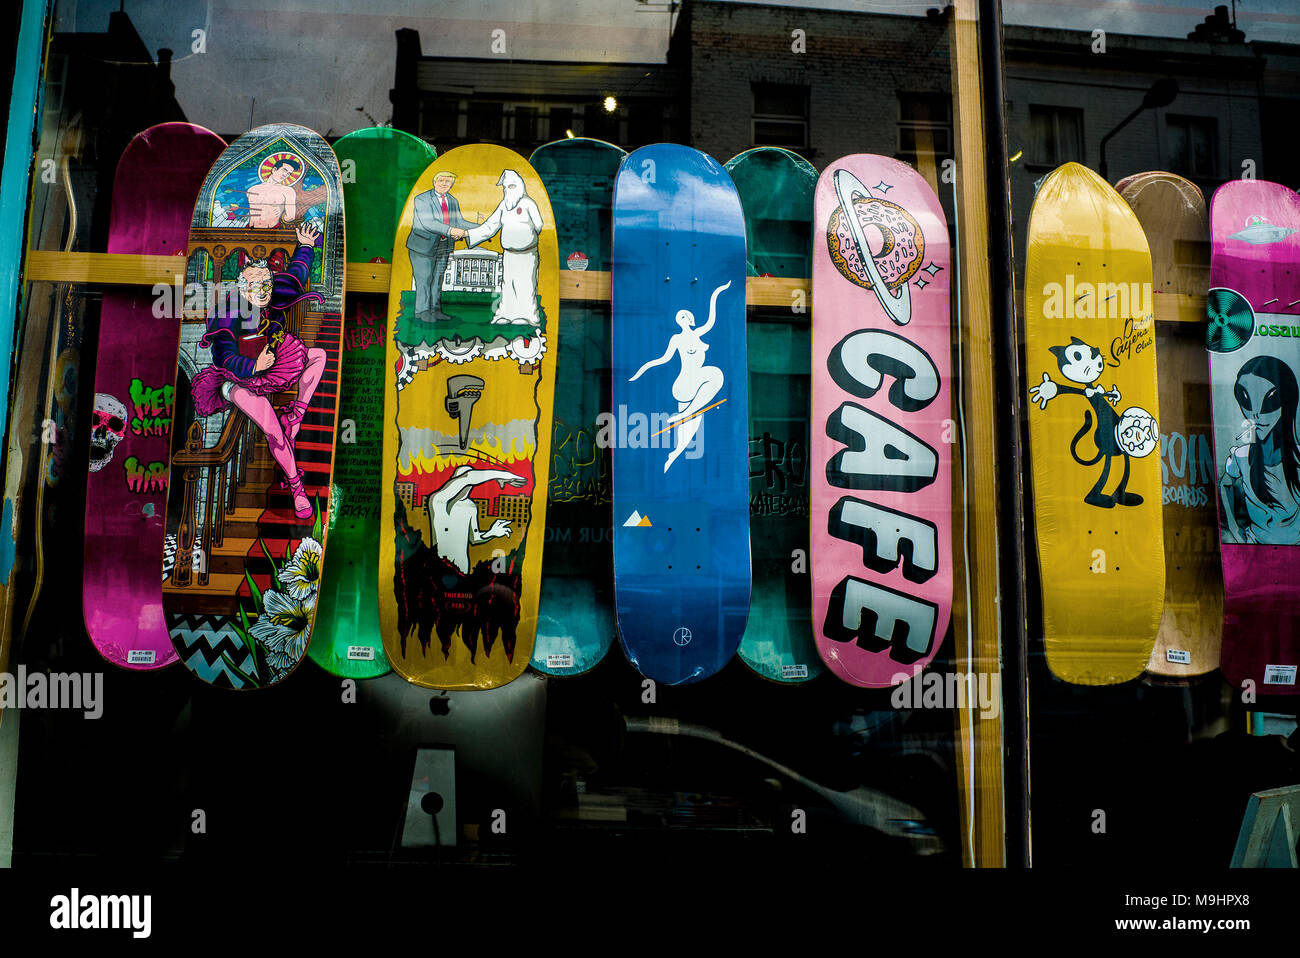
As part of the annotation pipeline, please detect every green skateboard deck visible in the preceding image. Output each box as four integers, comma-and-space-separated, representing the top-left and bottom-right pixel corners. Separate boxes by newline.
311, 127, 436, 678
528, 137, 624, 676
724, 147, 823, 683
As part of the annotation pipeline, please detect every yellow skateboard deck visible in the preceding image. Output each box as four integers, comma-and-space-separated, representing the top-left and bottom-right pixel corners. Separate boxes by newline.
378, 145, 558, 689
1120, 172, 1223, 679
1026, 162, 1165, 685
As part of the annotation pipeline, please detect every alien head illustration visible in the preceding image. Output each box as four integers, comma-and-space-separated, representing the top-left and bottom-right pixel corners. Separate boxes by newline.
445, 374, 485, 450
89, 392, 128, 473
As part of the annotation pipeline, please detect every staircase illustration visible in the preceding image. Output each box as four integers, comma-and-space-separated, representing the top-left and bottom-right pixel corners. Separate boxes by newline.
165, 311, 340, 684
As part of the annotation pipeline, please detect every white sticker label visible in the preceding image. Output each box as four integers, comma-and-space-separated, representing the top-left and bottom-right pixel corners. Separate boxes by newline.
546, 654, 574, 669
1263, 664, 1297, 686
127, 650, 156, 665
781, 664, 809, 679
1164, 649, 1191, 665
346, 646, 376, 661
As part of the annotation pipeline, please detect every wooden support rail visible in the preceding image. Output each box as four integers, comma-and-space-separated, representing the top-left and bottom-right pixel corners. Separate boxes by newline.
21, 250, 1206, 320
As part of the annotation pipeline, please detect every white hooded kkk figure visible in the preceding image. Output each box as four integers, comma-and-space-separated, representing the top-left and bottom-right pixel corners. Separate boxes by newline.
466, 169, 543, 325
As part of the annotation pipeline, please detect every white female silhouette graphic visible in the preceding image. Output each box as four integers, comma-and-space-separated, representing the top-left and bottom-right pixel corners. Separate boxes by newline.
630, 280, 731, 473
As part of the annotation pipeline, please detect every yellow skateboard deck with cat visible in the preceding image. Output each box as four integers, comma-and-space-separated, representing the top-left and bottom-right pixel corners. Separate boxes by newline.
1025, 162, 1166, 685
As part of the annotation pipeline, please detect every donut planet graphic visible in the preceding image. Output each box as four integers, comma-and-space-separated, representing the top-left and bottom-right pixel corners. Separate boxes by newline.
827, 170, 926, 325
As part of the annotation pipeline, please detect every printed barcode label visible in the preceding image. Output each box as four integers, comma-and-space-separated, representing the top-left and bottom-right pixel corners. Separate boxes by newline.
781, 664, 809, 679
346, 646, 376, 661
127, 650, 156, 665
1165, 649, 1191, 665
1263, 664, 1297, 686
546, 654, 574, 669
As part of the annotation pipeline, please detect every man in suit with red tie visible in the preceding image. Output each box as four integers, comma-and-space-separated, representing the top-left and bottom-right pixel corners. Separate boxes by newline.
408, 171, 473, 322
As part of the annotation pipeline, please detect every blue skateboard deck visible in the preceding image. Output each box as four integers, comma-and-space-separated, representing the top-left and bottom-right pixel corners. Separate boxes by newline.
528, 137, 625, 676
724, 146, 823, 684
611, 144, 751, 685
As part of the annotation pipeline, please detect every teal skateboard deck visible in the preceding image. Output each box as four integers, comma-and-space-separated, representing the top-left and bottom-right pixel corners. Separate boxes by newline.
528, 137, 625, 676
312, 127, 436, 678
724, 147, 823, 683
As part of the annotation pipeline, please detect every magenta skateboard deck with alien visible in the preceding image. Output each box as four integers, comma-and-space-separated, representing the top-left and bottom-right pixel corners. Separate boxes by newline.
1208, 180, 1300, 696
83, 122, 226, 670
162, 123, 345, 688
810, 155, 953, 688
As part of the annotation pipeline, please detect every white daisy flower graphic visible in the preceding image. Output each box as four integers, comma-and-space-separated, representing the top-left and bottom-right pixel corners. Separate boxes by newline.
250, 588, 315, 677
278, 537, 323, 600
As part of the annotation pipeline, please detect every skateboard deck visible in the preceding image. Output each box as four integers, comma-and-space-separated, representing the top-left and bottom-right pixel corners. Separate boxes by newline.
527, 137, 624, 676
378, 144, 558, 690
1120, 172, 1223, 679
0, 0, 54, 686
1207, 179, 1300, 696
1026, 162, 1165, 685
612, 144, 750, 685
83, 122, 225, 671
162, 123, 345, 689
311, 127, 435, 679
724, 146, 822, 684
6, 122, 95, 664
810, 154, 953, 688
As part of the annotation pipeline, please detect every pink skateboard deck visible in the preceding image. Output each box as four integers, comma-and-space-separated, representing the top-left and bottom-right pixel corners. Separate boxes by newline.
811, 155, 953, 687
83, 122, 225, 670
1208, 180, 1300, 696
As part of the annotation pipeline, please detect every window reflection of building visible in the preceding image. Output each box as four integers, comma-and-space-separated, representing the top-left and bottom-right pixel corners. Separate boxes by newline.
391, 27, 683, 155
897, 92, 954, 167
1027, 104, 1084, 168
1166, 114, 1219, 179
751, 82, 809, 149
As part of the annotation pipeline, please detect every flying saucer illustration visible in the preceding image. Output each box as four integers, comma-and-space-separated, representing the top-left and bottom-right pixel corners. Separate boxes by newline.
1228, 215, 1296, 245
828, 170, 924, 326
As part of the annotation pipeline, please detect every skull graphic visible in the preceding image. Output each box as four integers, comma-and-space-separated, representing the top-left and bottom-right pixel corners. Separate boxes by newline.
89, 392, 128, 472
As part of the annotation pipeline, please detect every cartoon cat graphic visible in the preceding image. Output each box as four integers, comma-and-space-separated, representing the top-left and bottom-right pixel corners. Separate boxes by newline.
1030, 336, 1142, 509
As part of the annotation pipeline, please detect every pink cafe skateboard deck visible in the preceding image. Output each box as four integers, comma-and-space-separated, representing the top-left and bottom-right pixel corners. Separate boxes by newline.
83, 122, 225, 670
810, 154, 953, 688
1208, 179, 1300, 696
